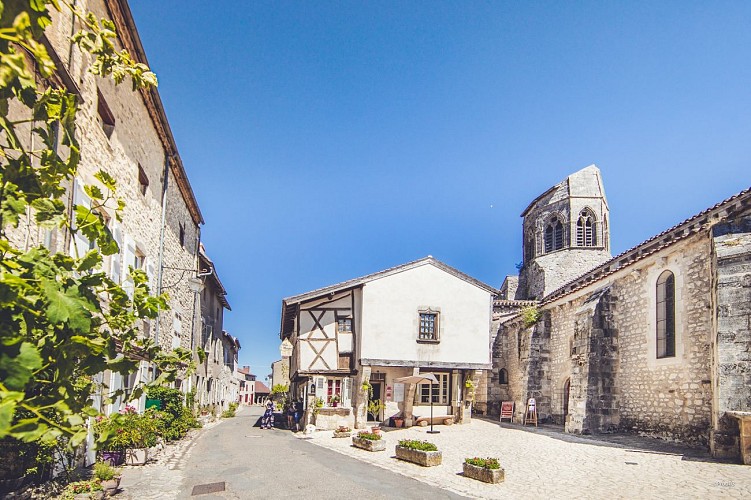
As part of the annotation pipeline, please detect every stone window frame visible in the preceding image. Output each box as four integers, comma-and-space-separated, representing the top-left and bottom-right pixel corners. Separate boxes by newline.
576, 207, 598, 247
646, 258, 685, 368
656, 270, 676, 358
537, 212, 568, 255
498, 368, 508, 385
417, 307, 441, 344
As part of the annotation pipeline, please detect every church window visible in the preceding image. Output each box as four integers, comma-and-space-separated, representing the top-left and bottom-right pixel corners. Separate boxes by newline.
544, 216, 564, 252
498, 368, 508, 385
576, 209, 597, 247
656, 271, 676, 358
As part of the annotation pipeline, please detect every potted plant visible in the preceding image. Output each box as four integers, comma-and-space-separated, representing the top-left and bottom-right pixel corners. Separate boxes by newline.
463, 457, 505, 484
395, 439, 442, 467
351, 431, 386, 452
93, 415, 126, 466
333, 425, 351, 438
393, 414, 404, 428
117, 406, 158, 466
93, 461, 121, 495
63, 479, 103, 499
330, 394, 340, 407
367, 399, 385, 422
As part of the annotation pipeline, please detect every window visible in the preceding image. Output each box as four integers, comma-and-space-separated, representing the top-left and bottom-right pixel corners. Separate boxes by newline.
418, 311, 439, 341
576, 209, 597, 247
498, 368, 508, 385
138, 164, 149, 196
544, 216, 564, 252
179, 223, 185, 247
656, 270, 676, 358
326, 379, 341, 404
417, 373, 449, 405
337, 318, 352, 333
97, 89, 115, 138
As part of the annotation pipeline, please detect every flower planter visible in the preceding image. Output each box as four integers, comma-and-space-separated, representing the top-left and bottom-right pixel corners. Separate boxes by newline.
351, 436, 386, 452
125, 447, 148, 466
100, 450, 124, 466
393, 418, 404, 428
371, 426, 382, 436
333, 430, 351, 438
395, 446, 442, 467
462, 462, 505, 484
101, 476, 121, 495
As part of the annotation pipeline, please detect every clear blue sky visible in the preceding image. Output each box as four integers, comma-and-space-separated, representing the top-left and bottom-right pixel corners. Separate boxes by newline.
129, 1, 751, 378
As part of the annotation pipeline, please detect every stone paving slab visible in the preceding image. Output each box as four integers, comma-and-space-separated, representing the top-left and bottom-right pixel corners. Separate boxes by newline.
300, 418, 751, 499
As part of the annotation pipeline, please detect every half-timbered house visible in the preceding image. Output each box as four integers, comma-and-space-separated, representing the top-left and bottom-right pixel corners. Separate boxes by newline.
279, 257, 496, 429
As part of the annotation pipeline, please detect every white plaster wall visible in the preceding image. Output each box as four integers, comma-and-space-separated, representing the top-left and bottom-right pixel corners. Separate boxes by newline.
359, 264, 492, 365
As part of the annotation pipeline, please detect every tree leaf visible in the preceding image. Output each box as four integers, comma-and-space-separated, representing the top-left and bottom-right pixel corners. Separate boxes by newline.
0, 343, 43, 391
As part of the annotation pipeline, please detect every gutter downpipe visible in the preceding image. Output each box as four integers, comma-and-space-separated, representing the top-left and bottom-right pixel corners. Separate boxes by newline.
154, 153, 170, 348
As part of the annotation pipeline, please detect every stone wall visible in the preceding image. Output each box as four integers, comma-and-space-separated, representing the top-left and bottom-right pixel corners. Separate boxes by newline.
491, 233, 715, 446
710, 214, 751, 459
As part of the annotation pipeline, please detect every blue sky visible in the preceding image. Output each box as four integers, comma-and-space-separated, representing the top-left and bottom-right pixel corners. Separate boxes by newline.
129, 1, 751, 379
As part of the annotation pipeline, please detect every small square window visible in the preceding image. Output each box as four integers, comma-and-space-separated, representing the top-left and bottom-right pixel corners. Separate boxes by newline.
97, 89, 115, 138
418, 310, 439, 342
138, 164, 149, 196
337, 318, 352, 333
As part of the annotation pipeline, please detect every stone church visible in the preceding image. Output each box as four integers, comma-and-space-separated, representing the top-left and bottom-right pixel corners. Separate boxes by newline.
486, 165, 751, 461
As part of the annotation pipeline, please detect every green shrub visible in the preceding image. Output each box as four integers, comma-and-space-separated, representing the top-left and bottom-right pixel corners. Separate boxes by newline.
93, 461, 119, 481
145, 386, 199, 441
356, 432, 382, 441
521, 306, 540, 327
464, 457, 501, 469
398, 439, 438, 451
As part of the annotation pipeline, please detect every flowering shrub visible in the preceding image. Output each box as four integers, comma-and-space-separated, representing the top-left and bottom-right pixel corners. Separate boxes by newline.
398, 439, 438, 451
464, 457, 501, 469
61, 479, 103, 499
94, 406, 158, 450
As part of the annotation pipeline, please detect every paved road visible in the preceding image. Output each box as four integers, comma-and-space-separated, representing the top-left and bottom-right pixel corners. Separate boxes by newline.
176, 405, 464, 499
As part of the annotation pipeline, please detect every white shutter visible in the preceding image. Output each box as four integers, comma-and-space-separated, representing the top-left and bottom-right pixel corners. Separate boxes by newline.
342, 377, 351, 407
122, 234, 136, 298
110, 222, 123, 283
145, 258, 156, 293
315, 376, 325, 399
70, 179, 92, 257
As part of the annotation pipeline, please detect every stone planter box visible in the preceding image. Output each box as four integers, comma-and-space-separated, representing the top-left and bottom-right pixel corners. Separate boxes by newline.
101, 476, 121, 495
462, 462, 505, 484
351, 436, 386, 452
333, 431, 351, 438
395, 446, 442, 467
125, 447, 148, 466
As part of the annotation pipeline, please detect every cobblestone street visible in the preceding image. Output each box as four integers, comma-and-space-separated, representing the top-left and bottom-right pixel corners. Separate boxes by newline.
115, 405, 751, 499
303, 416, 751, 499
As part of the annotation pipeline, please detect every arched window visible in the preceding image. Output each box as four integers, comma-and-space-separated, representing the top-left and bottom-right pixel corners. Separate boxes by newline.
656, 271, 675, 358
544, 216, 564, 253
576, 209, 597, 247
499, 368, 508, 385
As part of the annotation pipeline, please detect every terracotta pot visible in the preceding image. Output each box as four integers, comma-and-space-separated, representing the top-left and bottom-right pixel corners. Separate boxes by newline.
394, 418, 404, 428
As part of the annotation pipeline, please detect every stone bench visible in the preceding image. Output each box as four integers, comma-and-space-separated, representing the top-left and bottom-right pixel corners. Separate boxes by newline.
415, 416, 454, 426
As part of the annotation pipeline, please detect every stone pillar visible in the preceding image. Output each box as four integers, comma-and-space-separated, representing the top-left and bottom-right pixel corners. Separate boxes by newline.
402, 367, 420, 427
354, 366, 371, 429
566, 287, 619, 434
710, 216, 751, 460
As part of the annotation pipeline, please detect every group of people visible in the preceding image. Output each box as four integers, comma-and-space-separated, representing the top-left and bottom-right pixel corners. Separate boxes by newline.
260, 398, 303, 431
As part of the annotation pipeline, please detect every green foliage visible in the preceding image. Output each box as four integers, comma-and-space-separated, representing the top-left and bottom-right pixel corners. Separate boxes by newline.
93, 461, 119, 481
398, 439, 438, 451
312, 397, 324, 417
271, 384, 288, 394
464, 457, 501, 470
221, 401, 238, 418
521, 305, 541, 328
93, 406, 158, 449
0, 1, 192, 447
367, 399, 384, 417
61, 479, 103, 499
196, 346, 207, 364
356, 431, 382, 441
145, 386, 199, 441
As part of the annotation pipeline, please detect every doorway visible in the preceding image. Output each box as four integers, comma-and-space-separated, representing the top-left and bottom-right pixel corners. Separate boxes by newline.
367, 382, 382, 421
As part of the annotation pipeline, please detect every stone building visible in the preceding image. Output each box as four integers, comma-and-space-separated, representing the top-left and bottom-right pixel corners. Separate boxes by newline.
487, 165, 751, 462
196, 245, 239, 413
5, 0, 218, 416
237, 366, 257, 405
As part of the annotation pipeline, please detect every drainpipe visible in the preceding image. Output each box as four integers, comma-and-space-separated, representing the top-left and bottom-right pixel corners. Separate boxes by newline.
154, 153, 170, 347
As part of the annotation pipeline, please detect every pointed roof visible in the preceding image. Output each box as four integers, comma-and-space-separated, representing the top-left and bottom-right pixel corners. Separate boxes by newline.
279, 256, 497, 339
282, 256, 497, 305
521, 164, 607, 217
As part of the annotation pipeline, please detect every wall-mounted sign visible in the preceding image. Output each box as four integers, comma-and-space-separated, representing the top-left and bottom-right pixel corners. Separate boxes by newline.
393, 383, 404, 402
280, 338, 293, 358
385, 385, 393, 402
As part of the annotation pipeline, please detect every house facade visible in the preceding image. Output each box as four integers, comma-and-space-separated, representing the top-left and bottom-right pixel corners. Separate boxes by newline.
237, 366, 257, 405
487, 165, 751, 462
3, 0, 229, 421
280, 257, 496, 430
